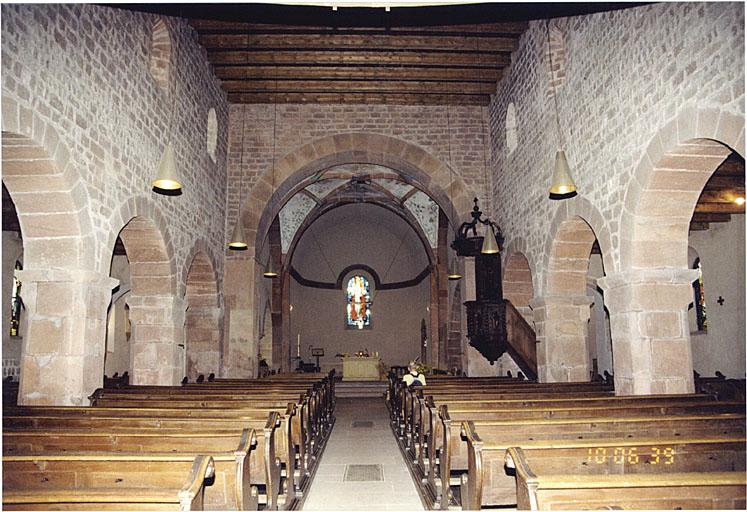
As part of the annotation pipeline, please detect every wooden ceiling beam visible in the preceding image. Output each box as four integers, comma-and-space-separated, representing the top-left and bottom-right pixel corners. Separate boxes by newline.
220, 79, 496, 95
689, 222, 709, 231
198, 33, 518, 52
704, 175, 745, 189
692, 212, 731, 223
713, 158, 745, 176
228, 91, 489, 106
207, 49, 511, 68
697, 188, 746, 203
694, 202, 746, 214
213, 64, 502, 82
190, 19, 529, 35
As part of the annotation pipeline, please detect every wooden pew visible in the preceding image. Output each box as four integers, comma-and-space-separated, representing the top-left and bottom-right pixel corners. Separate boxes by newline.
4, 429, 259, 511
418, 396, 743, 487
506, 445, 746, 510
87, 394, 318, 483
4, 411, 288, 510
3, 453, 214, 511
433, 410, 745, 508
461, 423, 746, 509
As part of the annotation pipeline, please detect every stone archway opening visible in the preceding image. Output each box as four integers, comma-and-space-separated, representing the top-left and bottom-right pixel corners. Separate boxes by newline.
536, 216, 606, 383
606, 130, 744, 395
114, 216, 182, 385
2, 130, 107, 405
184, 251, 220, 380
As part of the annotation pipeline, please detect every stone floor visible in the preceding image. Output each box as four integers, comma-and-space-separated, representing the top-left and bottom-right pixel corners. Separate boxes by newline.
301, 397, 425, 511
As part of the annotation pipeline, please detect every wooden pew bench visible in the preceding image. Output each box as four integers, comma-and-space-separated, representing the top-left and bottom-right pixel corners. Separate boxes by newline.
460, 427, 746, 509
415, 397, 743, 492
506, 445, 746, 510
87, 395, 320, 481
3, 453, 214, 511
431, 412, 746, 509
90, 391, 327, 461
4, 429, 259, 511
4, 411, 289, 510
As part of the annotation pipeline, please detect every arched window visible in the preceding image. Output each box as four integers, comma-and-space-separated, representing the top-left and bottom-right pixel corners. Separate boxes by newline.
692, 258, 707, 332
346, 275, 371, 329
9, 260, 22, 337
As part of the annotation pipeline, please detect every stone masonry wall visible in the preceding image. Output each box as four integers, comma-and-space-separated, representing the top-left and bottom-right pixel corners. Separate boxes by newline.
490, 2, 744, 292
1, 4, 229, 292
225, 103, 491, 252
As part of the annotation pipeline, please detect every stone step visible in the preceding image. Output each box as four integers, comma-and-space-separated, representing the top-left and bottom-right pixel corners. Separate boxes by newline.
335, 381, 387, 398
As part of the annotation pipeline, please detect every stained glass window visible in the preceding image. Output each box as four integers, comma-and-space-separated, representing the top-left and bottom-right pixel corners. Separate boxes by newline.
10, 261, 22, 337
693, 259, 707, 332
346, 275, 371, 329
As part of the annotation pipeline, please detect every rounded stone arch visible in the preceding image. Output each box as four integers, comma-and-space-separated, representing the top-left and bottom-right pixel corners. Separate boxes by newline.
1, 99, 95, 271
502, 236, 538, 299
184, 245, 221, 380
102, 196, 178, 295
180, 238, 222, 305
621, 107, 744, 270
284, 199, 438, 276
502, 250, 534, 311
542, 197, 612, 297
241, 133, 475, 253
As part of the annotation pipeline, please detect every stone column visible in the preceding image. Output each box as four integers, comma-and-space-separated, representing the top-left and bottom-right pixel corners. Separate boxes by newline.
127, 294, 186, 385
185, 305, 222, 380
529, 295, 593, 382
598, 269, 697, 395
223, 255, 256, 378
16, 268, 119, 406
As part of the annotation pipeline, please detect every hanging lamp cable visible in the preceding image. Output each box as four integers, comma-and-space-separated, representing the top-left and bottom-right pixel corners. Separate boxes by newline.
546, 20, 564, 149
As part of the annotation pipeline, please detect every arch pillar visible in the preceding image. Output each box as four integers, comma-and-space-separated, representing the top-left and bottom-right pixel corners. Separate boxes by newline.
126, 294, 186, 385
223, 254, 256, 378
598, 268, 697, 395
16, 268, 118, 405
529, 295, 593, 382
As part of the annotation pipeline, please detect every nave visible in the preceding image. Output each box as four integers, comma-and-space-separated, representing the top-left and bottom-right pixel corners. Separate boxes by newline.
300, 398, 424, 511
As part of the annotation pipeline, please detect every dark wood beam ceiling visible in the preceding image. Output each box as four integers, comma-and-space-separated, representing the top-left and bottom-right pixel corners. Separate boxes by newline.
190, 19, 522, 105
690, 151, 745, 231
111, 2, 645, 106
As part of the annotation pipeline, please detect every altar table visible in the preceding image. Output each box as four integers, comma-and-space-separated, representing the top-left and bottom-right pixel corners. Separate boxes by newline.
342, 356, 382, 381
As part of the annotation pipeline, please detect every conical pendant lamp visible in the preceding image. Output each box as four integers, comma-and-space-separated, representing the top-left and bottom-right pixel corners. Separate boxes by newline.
481, 223, 499, 254
263, 254, 278, 278
549, 149, 578, 199
228, 219, 248, 251
447, 258, 463, 280
152, 145, 182, 193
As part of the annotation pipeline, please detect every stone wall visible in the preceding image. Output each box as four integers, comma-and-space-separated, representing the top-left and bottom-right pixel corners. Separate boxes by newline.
491, 2, 744, 288
226, 103, 491, 251
2, 4, 228, 288
1, 4, 229, 402
490, 2, 744, 392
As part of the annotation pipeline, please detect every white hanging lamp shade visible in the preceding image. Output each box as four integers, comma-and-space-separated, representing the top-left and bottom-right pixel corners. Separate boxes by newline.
228, 220, 248, 251
263, 256, 278, 278
549, 149, 578, 199
447, 258, 463, 280
152, 144, 182, 192
481, 223, 500, 254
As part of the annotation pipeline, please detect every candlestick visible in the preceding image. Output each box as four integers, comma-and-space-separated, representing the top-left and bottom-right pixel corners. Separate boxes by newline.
297, 334, 300, 357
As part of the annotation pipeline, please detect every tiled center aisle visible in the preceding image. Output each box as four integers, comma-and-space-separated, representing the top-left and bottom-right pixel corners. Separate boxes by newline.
301, 397, 425, 511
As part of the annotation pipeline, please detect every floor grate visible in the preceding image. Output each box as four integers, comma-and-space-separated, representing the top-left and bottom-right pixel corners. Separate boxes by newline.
351, 420, 374, 428
343, 464, 384, 482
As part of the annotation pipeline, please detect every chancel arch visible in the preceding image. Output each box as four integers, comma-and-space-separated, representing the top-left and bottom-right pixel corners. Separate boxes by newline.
225, 135, 477, 378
